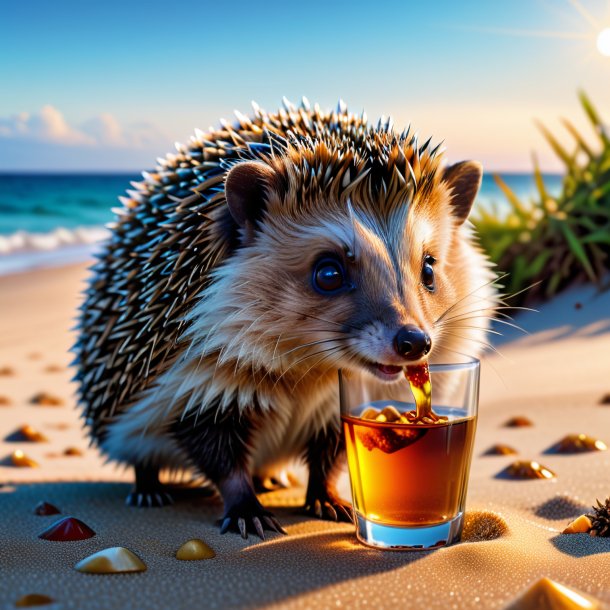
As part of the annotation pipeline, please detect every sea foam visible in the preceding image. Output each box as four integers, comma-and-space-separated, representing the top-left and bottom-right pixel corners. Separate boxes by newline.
0, 226, 108, 276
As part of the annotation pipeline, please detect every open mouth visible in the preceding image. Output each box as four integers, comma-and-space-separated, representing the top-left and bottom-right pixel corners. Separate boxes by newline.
358, 358, 404, 381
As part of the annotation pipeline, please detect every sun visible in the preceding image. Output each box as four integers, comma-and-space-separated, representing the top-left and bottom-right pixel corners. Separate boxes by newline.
597, 27, 610, 56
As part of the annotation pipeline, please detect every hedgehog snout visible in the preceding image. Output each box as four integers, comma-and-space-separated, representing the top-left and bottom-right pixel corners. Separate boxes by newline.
393, 325, 431, 361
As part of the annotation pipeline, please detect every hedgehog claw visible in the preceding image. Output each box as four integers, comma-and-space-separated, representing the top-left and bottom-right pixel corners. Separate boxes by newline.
252, 516, 265, 540
218, 507, 285, 539
263, 515, 287, 534
220, 517, 232, 535
304, 491, 353, 523
125, 490, 173, 508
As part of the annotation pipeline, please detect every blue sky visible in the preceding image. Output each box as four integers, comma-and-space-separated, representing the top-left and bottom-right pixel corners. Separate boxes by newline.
1, 0, 609, 171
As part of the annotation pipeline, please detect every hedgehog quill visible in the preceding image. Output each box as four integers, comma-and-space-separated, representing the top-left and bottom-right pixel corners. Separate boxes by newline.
73, 98, 496, 539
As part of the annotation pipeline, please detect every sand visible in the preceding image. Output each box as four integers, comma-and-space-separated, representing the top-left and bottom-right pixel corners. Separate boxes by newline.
0, 263, 609, 609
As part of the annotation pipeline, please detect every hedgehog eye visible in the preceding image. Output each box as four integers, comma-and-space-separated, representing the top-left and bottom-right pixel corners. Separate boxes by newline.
421, 255, 436, 292
312, 257, 346, 294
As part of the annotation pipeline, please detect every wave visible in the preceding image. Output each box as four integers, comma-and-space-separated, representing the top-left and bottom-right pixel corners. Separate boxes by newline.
0, 226, 109, 276
0, 226, 108, 255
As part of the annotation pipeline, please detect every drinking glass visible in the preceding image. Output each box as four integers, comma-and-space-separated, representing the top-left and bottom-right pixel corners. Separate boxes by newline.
339, 359, 480, 551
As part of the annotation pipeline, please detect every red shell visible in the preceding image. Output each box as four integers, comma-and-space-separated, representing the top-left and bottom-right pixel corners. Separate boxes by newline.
38, 516, 95, 541
33, 501, 61, 516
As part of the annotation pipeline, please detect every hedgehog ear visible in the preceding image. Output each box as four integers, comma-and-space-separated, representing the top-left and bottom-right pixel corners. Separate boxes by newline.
442, 161, 482, 225
225, 161, 277, 230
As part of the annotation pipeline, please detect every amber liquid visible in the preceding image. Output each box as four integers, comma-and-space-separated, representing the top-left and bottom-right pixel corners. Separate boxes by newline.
343, 406, 476, 527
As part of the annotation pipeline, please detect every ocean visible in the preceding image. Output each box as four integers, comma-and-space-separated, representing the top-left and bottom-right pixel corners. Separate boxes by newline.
0, 172, 563, 275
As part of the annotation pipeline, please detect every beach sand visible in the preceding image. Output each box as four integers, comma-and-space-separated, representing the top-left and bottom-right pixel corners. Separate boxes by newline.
0, 263, 609, 609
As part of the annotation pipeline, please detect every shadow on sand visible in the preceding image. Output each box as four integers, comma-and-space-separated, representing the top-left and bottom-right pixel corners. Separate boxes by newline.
491, 283, 610, 347
550, 534, 609, 558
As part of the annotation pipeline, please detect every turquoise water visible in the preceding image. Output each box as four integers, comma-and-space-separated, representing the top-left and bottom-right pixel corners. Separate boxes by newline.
0, 172, 563, 237
0, 172, 563, 276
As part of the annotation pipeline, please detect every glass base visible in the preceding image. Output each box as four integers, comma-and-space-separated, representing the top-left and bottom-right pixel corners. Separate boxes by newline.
355, 511, 464, 551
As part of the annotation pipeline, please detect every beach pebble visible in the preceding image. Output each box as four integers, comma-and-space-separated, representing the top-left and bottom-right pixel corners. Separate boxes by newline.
504, 577, 601, 609
549, 434, 607, 454
483, 444, 518, 456
6, 450, 39, 468
498, 460, 555, 480
30, 392, 64, 407
14, 593, 55, 607
74, 547, 146, 574
5, 424, 48, 443
0, 395, 11, 406
33, 501, 61, 516
176, 538, 216, 560
38, 516, 95, 541
63, 447, 83, 456
503, 416, 533, 427
0, 365, 15, 376
43, 364, 63, 373
562, 514, 592, 534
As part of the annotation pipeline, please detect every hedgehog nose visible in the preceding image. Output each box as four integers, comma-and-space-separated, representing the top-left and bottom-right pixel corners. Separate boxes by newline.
393, 325, 431, 360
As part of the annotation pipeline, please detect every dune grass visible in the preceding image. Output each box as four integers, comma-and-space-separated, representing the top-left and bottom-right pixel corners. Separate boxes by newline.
474, 92, 610, 305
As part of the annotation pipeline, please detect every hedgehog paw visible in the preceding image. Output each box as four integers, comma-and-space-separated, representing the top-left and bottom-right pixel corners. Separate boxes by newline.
303, 489, 353, 523
218, 501, 287, 539
125, 490, 174, 508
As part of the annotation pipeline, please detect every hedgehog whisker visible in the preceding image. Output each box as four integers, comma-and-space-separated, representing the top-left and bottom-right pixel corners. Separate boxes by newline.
435, 329, 506, 359
271, 344, 343, 392
294, 311, 361, 332
434, 274, 507, 326
439, 314, 528, 335
440, 324, 504, 337
275, 337, 348, 360
434, 338, 510, 391
291, 345, 348, 391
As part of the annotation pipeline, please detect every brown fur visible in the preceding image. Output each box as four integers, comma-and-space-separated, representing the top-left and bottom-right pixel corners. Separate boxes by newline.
73, 98, 496, 486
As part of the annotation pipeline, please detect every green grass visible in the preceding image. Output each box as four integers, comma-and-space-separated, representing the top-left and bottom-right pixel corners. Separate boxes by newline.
473, 92, 610, 305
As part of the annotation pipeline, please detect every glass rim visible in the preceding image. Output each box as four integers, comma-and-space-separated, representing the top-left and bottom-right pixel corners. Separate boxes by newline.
339, 356, 480, 378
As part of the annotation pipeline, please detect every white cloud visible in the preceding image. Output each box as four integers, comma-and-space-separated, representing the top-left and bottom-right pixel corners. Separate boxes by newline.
0, 105, 167, 149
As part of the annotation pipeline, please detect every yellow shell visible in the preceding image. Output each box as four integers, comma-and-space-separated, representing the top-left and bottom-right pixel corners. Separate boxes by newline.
176, 539, 216, 560
562, 514, 592, 534
74, 546, 146, 574
505, 577, 601, 609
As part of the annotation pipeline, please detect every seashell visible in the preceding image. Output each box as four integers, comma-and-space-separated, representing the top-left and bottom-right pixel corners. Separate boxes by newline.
550, 433, 607, 454
504, 577, 601, 609
562, 514, 592, 534
9, 450, 39, 468
498, 460, 555, 480
5, 425, 48, 443
14, 593, 55, 607
63, 447, 84, 456
483, 444, 518, 456
34, 501, 61, 516
176, 539, 216, 560
30, 393, 64, 407
74, 547, 146, 574
38, 517, 95, 541
503, 416, 533, 427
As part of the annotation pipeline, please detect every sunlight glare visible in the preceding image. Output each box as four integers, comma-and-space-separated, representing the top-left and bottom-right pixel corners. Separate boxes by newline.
597, 27, 610, 56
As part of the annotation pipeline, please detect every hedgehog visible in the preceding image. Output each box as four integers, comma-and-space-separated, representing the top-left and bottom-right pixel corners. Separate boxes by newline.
73, 97, 496, 539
